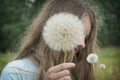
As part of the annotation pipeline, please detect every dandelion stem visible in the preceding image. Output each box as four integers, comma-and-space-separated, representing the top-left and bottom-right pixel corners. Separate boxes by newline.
93, 63, 95, 76
101, 69, 104, 80
64, 50, 67, 63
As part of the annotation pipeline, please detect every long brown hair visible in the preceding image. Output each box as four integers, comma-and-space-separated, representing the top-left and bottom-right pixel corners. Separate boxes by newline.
17, 0, 97, 80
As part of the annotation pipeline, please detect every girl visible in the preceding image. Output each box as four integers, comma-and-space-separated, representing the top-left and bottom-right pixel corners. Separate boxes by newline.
0, 0, 97, 80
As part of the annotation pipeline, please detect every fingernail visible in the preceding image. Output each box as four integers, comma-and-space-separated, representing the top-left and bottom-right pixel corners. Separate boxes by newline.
71, 63, 76, 66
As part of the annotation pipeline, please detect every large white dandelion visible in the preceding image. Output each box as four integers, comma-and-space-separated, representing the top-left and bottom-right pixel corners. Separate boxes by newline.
43, 12, 84, 52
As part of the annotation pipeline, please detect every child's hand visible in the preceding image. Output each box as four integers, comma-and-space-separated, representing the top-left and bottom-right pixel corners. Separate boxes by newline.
44, 63, 75, 80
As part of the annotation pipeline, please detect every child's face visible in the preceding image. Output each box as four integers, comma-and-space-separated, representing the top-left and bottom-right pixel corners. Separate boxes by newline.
74, 15, 91, 54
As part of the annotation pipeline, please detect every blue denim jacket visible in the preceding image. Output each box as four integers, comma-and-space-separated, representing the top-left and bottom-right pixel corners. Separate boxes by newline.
0, 58, 40, 80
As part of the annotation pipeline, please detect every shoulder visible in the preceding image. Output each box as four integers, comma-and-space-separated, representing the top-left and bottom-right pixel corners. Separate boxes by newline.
5, 58, 40, 72
0, 64, 20, 80
0, 58, 40, 80
6, 58, 28, 68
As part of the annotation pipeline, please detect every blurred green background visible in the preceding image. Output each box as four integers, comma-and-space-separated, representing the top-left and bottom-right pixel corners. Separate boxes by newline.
0, 0, 120, 80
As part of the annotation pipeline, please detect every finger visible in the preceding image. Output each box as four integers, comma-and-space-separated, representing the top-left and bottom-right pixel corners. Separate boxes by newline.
48, 63, 75, 73
51, 70, 70, 79
58, 76, 71, 80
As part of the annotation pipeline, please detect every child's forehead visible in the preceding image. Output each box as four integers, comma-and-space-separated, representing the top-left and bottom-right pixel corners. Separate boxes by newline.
81, 15, 91, 36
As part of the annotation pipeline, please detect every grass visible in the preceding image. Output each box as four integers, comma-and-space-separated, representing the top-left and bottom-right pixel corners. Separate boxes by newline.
0, 47, 120, 80
96, 47, 120, 80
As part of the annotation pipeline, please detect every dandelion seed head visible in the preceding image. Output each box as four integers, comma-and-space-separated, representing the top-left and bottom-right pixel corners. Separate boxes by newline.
43, 12, 84, 51
87, 53, 98, 63
100, 64, 106, 69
